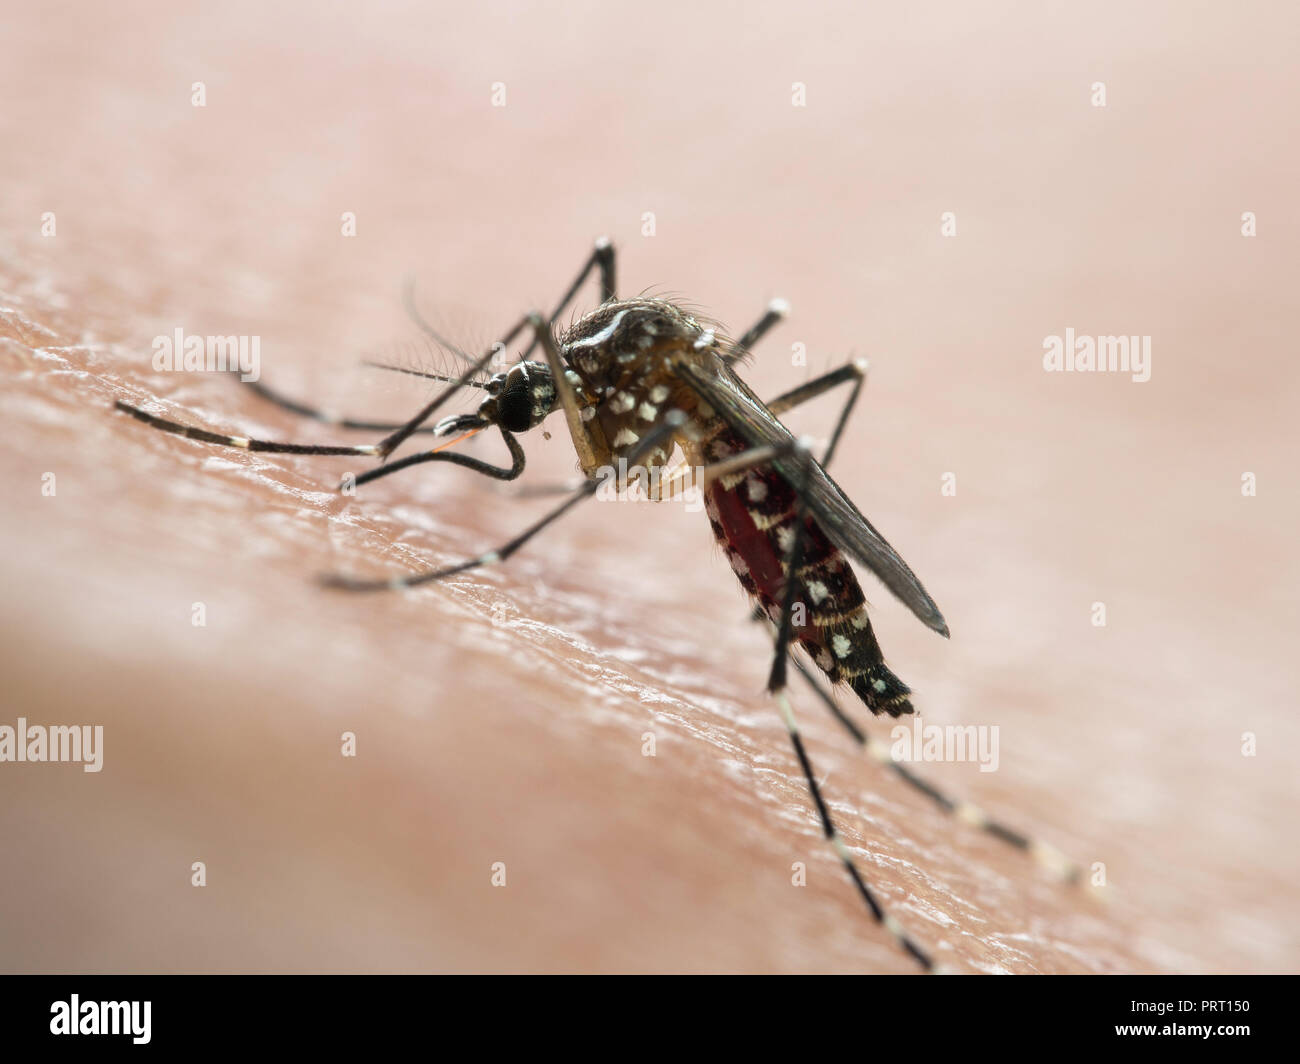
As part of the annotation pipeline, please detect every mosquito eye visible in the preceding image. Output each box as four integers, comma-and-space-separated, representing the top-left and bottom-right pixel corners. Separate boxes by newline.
497, 374, 536, 433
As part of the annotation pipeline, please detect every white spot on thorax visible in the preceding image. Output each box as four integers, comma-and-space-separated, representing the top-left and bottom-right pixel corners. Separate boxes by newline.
568, 308, 630, 350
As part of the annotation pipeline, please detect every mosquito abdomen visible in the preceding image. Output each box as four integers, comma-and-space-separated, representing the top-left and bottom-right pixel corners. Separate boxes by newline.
700, 429, 914, 718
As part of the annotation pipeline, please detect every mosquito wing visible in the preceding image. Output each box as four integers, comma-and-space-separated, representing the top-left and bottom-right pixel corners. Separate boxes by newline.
674, 357, 949, 637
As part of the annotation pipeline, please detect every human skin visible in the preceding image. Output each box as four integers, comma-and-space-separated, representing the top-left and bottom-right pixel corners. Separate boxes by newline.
1, 2, 1296, 973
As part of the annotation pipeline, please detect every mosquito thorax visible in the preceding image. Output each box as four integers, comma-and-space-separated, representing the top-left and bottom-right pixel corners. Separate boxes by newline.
561, 299, 711, 381
477, 360, 557, 434
559, 299, 720, 463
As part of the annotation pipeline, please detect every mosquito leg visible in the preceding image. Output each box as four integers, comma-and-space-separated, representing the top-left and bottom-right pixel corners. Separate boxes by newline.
492, 479, 587, 500
646, 442, 797, 502
510, 237, 616, 362
668, 363, 927, 963
114, 400, 386, 457
786, 652, 1082, 885
640, 364, 876, 504
240, 377, 445, 435
394, 238, 614, 452
405, 236, 612, 371
764, 360, 868, 420
352, 302, 610, 488
116, 323, 507, 460
547, 235, 617, 317
724, 298, 790, 366
777, 685, 935, 969
762, 440, 934, 971
348, 427, 525, 488
748, 351, 932, 967
323, 412, 683, 592
647, 358, 872, 506
760, 364, 1084, 885
529, 313, 611, 477
374, 317, 530, 457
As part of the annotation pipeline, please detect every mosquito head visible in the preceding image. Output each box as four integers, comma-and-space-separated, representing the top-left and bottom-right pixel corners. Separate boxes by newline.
436, 359, 558, 437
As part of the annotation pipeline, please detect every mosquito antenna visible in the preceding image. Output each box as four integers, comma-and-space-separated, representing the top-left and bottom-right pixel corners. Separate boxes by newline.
402, 274, 481, 369
362, 359, 489, 389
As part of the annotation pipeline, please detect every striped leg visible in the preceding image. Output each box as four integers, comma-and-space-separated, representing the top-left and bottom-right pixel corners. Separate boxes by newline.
763, 440, 935, 971
322, 412, 685, 592
787, 653, 1081, 884
763, 364, 1083, 885
262, 237, 614, 445
664, 353, 933, 968
115, 326, 509, 462
716, 348, 935, 969
193, 242, 616, 472
222, 368, 526, 489
724, 298, 790, 366
542, 236, 617, 317
371, 316, 532, 458
407, 236, 616, 366
237, 372, 484, 435
495, 359, 828, 502
114, 400, 385, 458
350, 427, 526, 488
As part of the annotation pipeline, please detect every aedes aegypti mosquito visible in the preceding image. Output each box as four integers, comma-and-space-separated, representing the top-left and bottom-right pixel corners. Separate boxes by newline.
116, 238, 1083, 972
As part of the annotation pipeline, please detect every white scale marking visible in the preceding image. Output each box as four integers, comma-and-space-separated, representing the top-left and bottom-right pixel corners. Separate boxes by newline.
567, 308, 630, 350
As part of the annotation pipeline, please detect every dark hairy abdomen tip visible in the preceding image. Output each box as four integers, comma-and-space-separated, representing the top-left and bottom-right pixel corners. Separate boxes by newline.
850, 663, 915, 718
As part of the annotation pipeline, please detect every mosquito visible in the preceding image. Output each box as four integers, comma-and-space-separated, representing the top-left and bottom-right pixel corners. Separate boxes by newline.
115, 238, 1082, 972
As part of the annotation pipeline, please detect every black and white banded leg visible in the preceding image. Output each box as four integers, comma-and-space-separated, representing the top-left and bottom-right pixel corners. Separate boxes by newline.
724, 298, 790, 366
115, 324, 510, 462
237, 370, 484, 435
403, 237, 616, 367
113, 400, 389, 458
786, 654, 1081, 884
348, 427, 526, 489
734, 353, 940, 971
763, 441, 937, 971
322, 412, 685, 592
764, 365, 1083, 887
